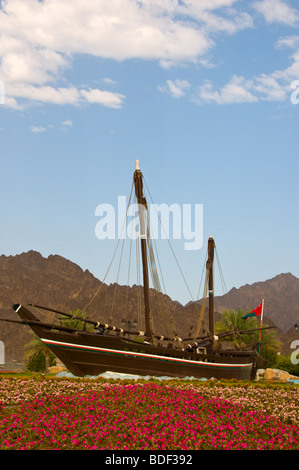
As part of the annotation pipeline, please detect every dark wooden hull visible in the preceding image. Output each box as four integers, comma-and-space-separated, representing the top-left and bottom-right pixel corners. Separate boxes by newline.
14, 304, 257, 380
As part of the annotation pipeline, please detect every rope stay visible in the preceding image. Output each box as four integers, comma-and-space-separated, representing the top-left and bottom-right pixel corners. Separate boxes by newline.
193, 266, 209, 340
215, 248, 228, 296
215, 247, 232, 311
192, 247, 209, 340
80, 173, 229, 344
192, 245, 231, 341
83, 182, 134, 312
143, 178, 200, 308
29, 167, 232, 348
146, 218, 175, 339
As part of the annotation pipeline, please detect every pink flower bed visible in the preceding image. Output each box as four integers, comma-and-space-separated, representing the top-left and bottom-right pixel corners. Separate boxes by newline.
0, 378, 298, 450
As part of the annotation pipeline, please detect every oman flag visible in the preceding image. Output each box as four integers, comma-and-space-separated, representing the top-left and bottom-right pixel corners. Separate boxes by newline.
242, 302, 263, 320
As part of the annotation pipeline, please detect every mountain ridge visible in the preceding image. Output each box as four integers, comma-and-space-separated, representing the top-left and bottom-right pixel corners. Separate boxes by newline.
0, 250, 298, 363
212, 272, 299, 332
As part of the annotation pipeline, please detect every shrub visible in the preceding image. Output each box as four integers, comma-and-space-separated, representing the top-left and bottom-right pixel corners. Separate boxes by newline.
272, 355, 299, 377
26, 350, 56, 372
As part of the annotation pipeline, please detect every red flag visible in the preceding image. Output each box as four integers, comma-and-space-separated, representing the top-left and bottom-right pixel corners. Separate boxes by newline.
242, 302, 263, 319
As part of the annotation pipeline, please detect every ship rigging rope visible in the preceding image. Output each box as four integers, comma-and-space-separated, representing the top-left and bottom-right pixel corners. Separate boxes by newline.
215, 248, 227, 294
83, 173, 210, 340
196, 247, 207, 301
135, 224, 142, 329
83, 182, 134, 312
98, 184, 174, 338
190, 246, 209, 339
110, 233, 126, 318
192, 247, 230, 340
124, 228, 133, 318
143, 177, 208, 341
193, 266, 210, 340
143, 177, 201, 312
215, 247, 232, 310
114, 191, 143, 329
146, 222, 175, 339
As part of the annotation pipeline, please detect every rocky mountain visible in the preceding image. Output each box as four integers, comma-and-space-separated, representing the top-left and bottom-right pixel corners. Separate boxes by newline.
0, 251, 186, 363
0, 251, 298, 364
212, 273, 299, 333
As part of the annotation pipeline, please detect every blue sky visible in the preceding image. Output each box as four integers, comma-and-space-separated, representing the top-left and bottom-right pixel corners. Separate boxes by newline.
0, 0, 299, 306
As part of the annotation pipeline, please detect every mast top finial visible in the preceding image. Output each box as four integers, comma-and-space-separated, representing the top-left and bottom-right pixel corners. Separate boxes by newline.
135, 160, 140, 170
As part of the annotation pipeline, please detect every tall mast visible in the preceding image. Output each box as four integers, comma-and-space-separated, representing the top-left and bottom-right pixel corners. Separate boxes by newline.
207, 236, 215, 338
133, 160, 153, 340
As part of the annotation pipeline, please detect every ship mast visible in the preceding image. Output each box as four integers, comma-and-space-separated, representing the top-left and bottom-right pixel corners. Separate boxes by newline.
133, 160, 153, 340
207, 236, 215, 338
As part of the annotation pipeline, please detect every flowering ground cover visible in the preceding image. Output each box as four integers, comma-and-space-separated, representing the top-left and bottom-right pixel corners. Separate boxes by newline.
0, 376, 298, 450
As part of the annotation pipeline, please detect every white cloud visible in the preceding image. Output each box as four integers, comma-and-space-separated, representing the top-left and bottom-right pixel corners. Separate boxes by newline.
197, 75, 258, 104
4, 96, 22, 110
276, 35, 299, 50
61, 119, 73, 127
253, 0, 299, 26
30, 125, 46, 133
0, 0, 255, 109
254, 75, 287, 101
188, 10, 253, 34
9, 84, 80, 105
195, 48, 299, 105
192, 24, 299, 106
80, 88, 125, 109
3, 83, 125, 110
158, 79, 190, 98
0, 48, 68, 85
1, 0, 298, 110
0, 0, 213, 67
195, 71, 293, 105
102, 78, 118, 86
